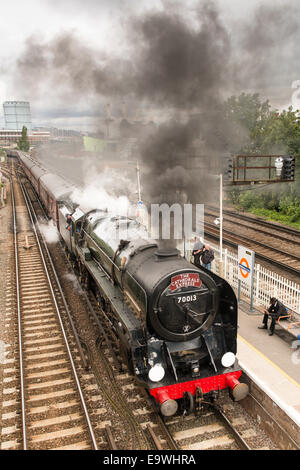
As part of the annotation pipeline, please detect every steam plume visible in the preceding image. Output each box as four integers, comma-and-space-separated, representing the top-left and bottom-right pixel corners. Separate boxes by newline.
13, 0, 300, 245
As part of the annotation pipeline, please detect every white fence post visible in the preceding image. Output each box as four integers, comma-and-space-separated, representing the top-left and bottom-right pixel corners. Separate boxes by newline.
224, 248, 228, 280
209, 242, 300, 313
255, 263, 260, 304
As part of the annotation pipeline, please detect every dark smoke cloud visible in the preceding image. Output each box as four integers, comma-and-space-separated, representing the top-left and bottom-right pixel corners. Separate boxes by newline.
15, 2, 232, 106
13, 0, 300, 244
133, 2, 235, 212
16, 1, 300, 99
130, 3, 231, 108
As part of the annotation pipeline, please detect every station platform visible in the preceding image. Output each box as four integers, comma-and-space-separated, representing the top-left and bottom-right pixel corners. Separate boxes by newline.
237, 301, 300, 430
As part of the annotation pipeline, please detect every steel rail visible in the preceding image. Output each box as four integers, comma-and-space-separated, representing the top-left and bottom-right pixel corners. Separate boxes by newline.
214, 405, 251, 450
20, 173, 151, 450
206, 221, 300, 263
155, 414, 179, 450
206, 205, 300, 237
153, 400, 251, 451
10, 172, 27, 450
146, 424, 163, 450
105, 425, 118, 450
205, 208, 300, 246
204, 225, 300, 277
18, 177, 98, 450
20, 180, 89, 370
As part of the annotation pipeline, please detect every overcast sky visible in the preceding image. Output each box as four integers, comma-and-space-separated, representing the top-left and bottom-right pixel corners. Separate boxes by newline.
0, 0, 299, 131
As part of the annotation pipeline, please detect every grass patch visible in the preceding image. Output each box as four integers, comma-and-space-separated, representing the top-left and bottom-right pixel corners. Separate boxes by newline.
242, 207, 300, 230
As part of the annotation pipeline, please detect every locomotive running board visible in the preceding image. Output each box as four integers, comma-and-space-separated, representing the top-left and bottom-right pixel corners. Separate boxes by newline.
81, 255, 144, 341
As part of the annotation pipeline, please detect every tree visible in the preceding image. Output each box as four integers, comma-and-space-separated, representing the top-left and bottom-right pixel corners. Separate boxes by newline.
260, 106, 300, 157
222, 93, 272, 154
223, 94, 300, 221
18, 126, 30, 152
223, 93, 300, 182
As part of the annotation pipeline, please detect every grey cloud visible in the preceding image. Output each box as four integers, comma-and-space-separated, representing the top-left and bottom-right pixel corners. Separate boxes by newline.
235, 2, 300, 89
12, 0, 300, 245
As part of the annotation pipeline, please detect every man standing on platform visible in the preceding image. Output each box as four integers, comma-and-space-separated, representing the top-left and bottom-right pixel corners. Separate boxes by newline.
192, 236, 203, 268
200, 244, 214, 271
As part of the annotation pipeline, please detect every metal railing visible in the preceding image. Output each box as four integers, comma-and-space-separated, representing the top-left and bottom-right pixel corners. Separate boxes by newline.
183, 243, 300, 316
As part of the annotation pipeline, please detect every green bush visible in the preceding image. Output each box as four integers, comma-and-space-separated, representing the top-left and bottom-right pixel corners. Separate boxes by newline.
237, 191, 258, 210
231, 185, 300, 227
228, 188, 241, 205
279, 196, 300, 221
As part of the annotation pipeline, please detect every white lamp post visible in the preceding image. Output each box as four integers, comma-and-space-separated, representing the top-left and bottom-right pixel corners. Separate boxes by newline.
213, 174, 223, 274
219, 173, 223, 263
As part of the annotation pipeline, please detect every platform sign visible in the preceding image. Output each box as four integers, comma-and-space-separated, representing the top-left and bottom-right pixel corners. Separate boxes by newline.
238, 245, 255, 310
238, 246, 254, 285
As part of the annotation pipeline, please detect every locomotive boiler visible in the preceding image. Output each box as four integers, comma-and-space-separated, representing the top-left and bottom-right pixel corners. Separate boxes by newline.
18, 151, 248, 416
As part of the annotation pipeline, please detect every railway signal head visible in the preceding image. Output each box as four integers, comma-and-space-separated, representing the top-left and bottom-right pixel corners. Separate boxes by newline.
275, 157, 284, 177
223, 156, 233, 181
281, 155, 295, 181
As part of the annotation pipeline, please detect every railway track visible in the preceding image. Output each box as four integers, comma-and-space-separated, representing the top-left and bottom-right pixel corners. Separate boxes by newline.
17, 168, 156, 451
204, 206, 300, 277
49, 248, 257, 451
211, 206, 300, 238
1, 164, 98, 450
72, 278, 276, 451
162, 405, 250, 450
1, 162, 278, 451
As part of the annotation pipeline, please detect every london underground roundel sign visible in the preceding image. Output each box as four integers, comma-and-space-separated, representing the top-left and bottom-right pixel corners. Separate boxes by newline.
239, 257, 250, 279
238, 246, 255, 286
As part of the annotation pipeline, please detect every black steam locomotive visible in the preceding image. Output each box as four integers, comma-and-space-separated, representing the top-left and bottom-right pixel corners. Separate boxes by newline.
18, 151, 248, 416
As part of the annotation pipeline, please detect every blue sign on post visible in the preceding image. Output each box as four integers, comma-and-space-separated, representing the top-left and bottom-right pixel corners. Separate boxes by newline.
238, 245, 255, 311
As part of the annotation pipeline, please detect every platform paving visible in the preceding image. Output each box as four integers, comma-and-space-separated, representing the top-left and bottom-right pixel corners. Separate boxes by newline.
237, 301, 300, 428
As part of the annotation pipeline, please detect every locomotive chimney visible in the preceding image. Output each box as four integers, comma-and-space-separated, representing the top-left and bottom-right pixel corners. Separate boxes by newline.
155, 248, 179, 261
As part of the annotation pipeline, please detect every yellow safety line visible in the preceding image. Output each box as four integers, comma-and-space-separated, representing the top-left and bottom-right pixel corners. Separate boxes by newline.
238, 334, 300, 389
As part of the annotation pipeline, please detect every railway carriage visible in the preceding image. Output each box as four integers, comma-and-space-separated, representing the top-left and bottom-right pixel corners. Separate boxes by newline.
18, 152, 75, 229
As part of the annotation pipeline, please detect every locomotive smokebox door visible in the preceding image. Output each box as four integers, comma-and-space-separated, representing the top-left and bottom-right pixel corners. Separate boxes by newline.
150, 270, 219, 342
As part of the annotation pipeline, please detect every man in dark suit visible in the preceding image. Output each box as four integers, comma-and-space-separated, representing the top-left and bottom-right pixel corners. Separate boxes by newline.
258, 297, 288, 336
192, 237, 203, 268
